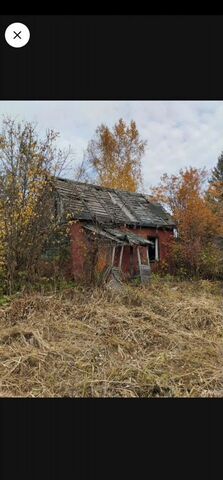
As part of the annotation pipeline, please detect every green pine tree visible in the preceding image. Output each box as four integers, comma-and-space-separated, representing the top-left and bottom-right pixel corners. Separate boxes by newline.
210, 152, 223, 183
208, 152, 223, 226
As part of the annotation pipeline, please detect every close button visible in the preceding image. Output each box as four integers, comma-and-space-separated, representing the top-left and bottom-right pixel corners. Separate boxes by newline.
5, 22, 30, 48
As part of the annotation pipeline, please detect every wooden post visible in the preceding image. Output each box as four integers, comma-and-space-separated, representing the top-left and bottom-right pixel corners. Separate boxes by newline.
111, 246, 116, 267
119, 245, 124, 269
137, 246, 141, 268
146, 246, 152, 279
146, 247, 150, 267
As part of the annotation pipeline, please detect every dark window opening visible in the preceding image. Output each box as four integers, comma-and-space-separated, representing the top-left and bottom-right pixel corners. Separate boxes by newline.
148, 236, 159, 262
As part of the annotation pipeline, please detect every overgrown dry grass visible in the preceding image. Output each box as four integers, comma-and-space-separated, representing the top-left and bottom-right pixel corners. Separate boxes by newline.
0, 279, 222, 397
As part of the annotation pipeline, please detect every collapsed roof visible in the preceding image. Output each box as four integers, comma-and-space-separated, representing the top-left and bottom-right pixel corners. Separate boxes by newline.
84, 224, 153, 246
55, 177, 175, 229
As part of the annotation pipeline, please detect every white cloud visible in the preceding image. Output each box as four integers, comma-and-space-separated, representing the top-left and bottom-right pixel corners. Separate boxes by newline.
0, 100, 223, 191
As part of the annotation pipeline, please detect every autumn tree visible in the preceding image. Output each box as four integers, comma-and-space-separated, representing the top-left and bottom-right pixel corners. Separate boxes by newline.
151, 167, 222, 277
0, 117, 70, 292
83, 119, 146, 192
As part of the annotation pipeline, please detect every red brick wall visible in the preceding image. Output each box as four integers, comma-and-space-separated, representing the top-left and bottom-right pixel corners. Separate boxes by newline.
70, 222, 174, 280
70, 222, 88, 280
113, 226, 174, 276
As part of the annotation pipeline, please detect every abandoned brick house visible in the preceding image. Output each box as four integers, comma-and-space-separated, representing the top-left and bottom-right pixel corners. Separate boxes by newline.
53, 177, 176, 284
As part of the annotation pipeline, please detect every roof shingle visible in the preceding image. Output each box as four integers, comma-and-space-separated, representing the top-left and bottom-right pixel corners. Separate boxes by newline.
55, 177, 175, 228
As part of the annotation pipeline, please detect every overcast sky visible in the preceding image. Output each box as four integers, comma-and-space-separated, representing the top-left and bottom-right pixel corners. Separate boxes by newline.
0, 100, 222, 191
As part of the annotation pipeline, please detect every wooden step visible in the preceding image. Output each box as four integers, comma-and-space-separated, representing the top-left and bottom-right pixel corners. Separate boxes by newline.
139, 264, 152, 284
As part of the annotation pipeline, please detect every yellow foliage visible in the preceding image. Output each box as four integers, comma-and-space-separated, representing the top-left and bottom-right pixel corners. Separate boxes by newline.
86, 119, 146, 192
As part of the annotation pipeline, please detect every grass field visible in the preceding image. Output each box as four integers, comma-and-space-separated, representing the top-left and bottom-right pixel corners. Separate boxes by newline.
0, 278, 222, 397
